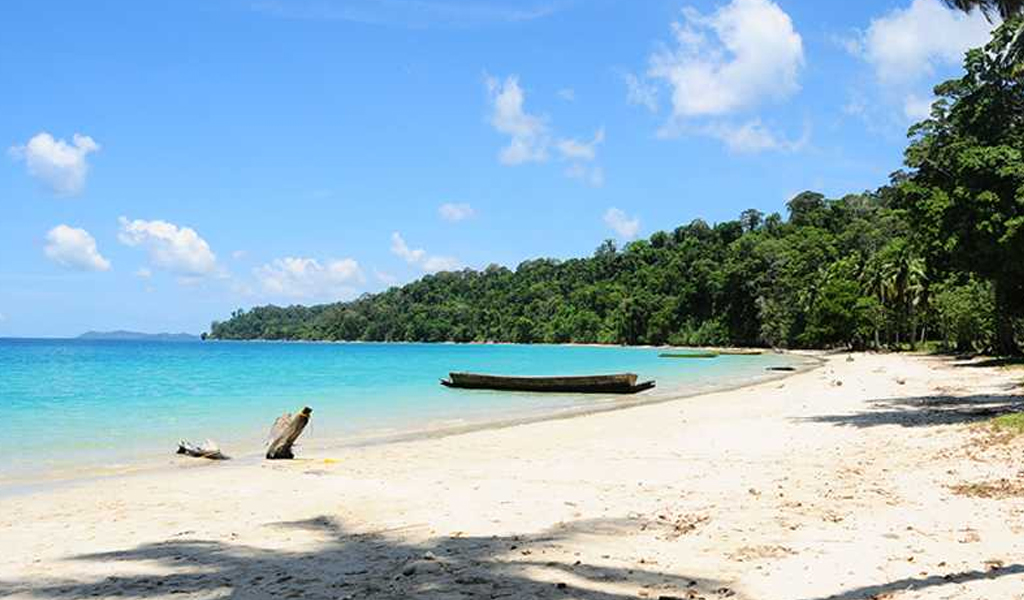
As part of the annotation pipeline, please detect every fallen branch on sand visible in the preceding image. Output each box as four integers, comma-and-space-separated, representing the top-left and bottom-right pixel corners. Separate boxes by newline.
267, 406, 313, 459
176, 439, 229, 460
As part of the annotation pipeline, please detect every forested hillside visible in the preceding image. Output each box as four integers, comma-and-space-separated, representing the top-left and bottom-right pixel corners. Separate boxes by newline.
210, 19, 1023, 354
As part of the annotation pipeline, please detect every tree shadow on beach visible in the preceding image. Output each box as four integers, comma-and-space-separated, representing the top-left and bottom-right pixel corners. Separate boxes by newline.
952, 356, 1024, 369
4, 515, 1023, 600
804, 389, 1024, 429
792, 564, 1024, 600
0, 515, 742, 600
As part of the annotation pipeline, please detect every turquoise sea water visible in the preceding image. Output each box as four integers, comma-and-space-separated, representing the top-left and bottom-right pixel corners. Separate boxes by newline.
0, 339, 808, 485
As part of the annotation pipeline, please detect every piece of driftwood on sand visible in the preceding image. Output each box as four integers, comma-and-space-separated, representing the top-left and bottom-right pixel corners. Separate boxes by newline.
176, 439, 229, 460
441, 372, 655, 394
266, 406, 313, 459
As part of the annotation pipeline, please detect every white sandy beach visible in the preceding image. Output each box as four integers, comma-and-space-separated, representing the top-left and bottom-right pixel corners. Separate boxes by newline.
2, 352, 1023, 600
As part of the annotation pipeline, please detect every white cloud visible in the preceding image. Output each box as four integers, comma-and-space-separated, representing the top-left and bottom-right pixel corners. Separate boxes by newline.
843, 0, 995, 127
557, 88, 576, 101
704, 119, 810, 153
9, 132, 100, 196
134, 267, 152, 279
903, 93, 934, 120
390, 232, 460, 273
557, 128, 606, 186
485, 74, 607, 182
624, 73, 659, 112
603, 208, 641, 241
44, 225, 111, 272
231, 250, 247, 260
486, 75, 550, 165
117, 217, 218, 276
390, 232, 427, 265
255, 257, 364, 299
556, 127, 605, 161
439, 202, 476, 222
860, 0, 994, 86
648, 0, 804, 120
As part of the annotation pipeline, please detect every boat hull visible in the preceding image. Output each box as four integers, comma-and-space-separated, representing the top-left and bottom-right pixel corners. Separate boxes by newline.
441, 372, 655, 394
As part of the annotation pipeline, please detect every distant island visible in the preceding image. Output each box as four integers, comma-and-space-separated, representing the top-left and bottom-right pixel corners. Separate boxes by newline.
77, 330, 202, 342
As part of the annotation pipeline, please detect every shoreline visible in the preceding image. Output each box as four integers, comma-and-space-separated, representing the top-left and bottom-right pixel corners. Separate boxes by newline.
0, 350, 823, 497
2, 352, 1023, 599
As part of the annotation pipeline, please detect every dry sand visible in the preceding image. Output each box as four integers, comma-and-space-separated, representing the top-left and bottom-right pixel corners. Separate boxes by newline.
2, 352, 1024, 600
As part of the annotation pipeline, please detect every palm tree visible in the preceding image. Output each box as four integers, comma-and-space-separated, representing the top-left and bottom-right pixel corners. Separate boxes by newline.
943, 0, 1023, 20
880, 245, 927, 348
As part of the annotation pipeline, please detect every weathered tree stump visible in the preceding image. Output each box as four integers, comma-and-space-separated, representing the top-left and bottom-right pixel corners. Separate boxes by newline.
177, 439, 229, 460
266, 406, 313, 459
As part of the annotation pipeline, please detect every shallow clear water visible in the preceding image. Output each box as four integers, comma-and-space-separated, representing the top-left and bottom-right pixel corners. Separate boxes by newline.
0, 339, 807, 484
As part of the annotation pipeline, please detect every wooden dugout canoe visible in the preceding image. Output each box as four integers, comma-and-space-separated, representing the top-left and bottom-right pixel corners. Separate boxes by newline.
440, 372, 656, 394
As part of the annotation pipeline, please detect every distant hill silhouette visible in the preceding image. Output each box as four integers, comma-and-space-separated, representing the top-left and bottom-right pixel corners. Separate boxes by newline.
77, 330, 201, 342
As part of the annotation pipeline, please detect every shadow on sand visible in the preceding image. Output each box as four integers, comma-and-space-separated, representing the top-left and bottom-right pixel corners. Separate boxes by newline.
805, 389, 1024, 428
0, 515, 739, 600
806, 354, 1023, 429
2, 514, 1022, 599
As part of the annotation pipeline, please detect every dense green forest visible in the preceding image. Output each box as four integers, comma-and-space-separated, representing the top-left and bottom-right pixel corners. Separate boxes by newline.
210, 19, 1024, 354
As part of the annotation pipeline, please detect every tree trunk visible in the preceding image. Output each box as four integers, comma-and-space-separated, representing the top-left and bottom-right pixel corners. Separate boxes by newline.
266, 406, 313, 459
994, 279, 1021, 356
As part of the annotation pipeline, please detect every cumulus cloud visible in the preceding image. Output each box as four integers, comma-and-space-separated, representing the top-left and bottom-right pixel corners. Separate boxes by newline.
135, 267, 152, 278
845, 0, 995, 125
9, 132, 100, 195
390, 232, 460, 273
485, 74, 606, 183
486, 75, 550, 165
704, 119, 810, 153
649, 0, 803, 120
556, 128, 605, 186
860, 0, 994, 86
557, 88, 576, 101
439, 202, 476, 222
634, 0, 805, 152
255, 257, 364, 299
117, 217, 218, 276
390, 232, 426, 265
603, 208, 641, 241
44, 225, 111, 271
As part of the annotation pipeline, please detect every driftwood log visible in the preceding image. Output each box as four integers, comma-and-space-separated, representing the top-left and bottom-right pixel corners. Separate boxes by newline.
177, 439, 229, 460
266, 406, 313, 459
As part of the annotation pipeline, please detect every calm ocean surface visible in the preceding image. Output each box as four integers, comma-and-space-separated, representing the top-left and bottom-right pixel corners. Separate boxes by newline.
0, 339, 807, 485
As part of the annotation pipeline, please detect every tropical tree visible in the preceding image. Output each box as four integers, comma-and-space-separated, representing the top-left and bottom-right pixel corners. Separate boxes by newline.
899, 18, 1024, 354
943, 0, 1023, 19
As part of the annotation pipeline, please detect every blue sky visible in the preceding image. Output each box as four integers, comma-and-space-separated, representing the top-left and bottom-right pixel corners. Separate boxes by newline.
0, 0, 999, 337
